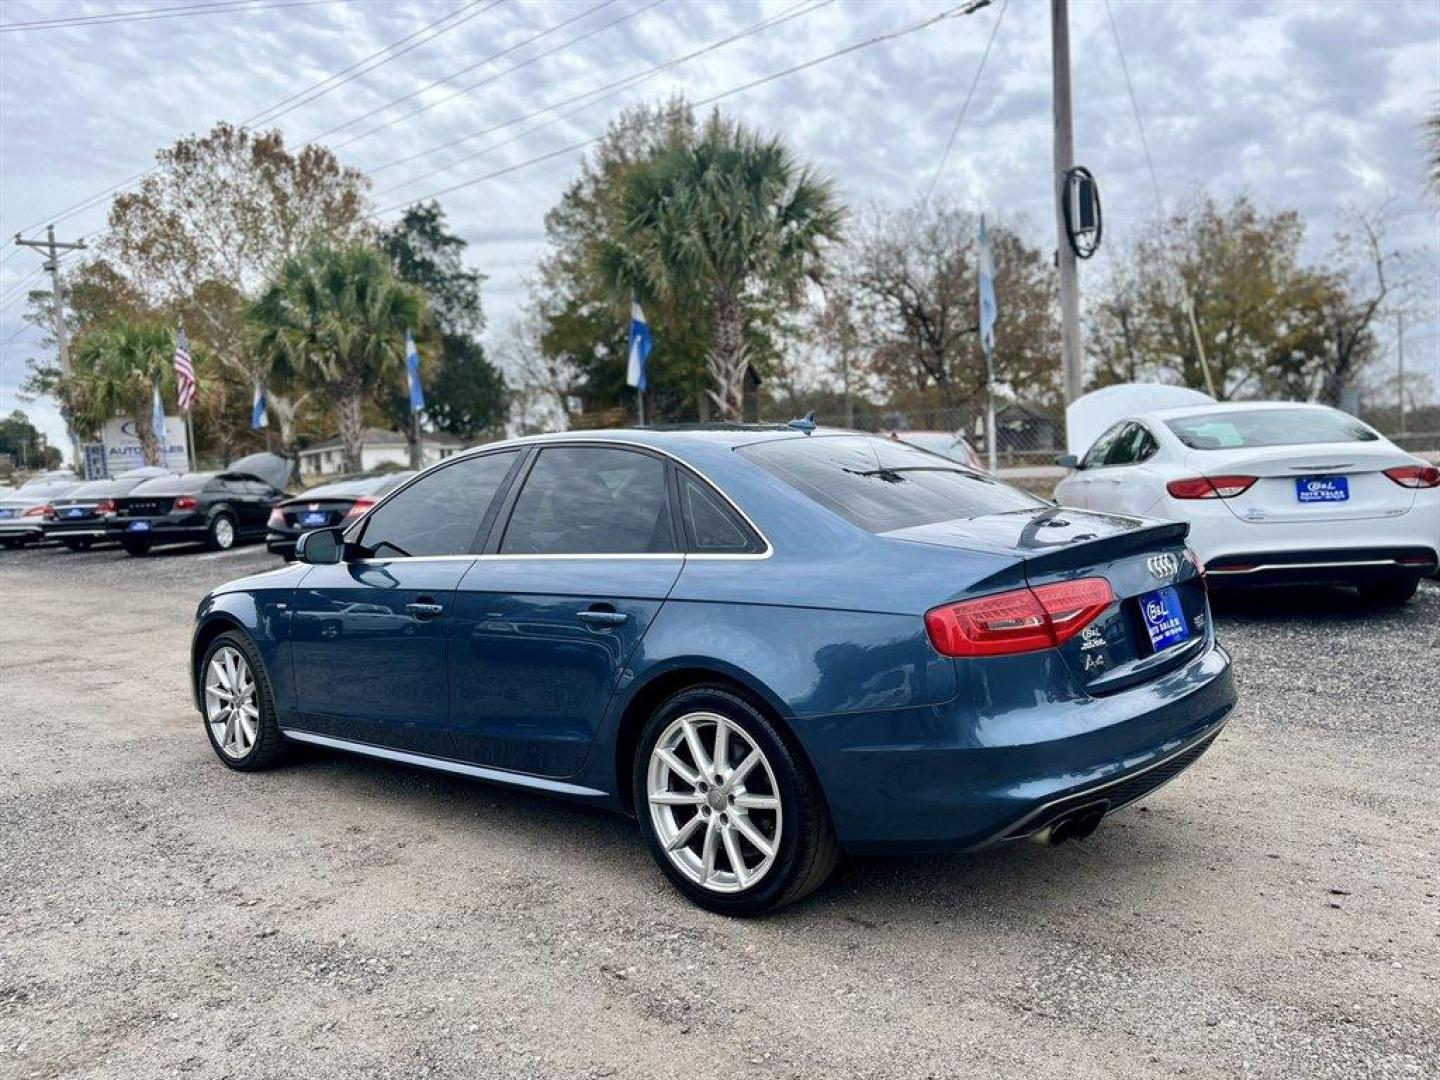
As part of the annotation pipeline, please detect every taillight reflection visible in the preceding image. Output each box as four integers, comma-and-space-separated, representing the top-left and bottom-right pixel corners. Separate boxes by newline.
925, 577, 1115, 657
1166, 475, 1257, 499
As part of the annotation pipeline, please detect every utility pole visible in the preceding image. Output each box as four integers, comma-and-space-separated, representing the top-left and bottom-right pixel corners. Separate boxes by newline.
14, 226, 87, 462
1051, 0, 1083, 405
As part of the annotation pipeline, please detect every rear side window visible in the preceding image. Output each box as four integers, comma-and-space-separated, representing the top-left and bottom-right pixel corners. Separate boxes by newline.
358, 451, 519, 557
678, 471, 762, 554
501, 446, 676, 555
739, 435, 1043, 533
1167, 409, 1379, 449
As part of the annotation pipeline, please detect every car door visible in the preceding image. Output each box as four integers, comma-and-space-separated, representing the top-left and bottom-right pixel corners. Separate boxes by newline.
448, 444, 683, 778
1060, 423, 1124, 509
288, 450, 524, 756
232, 478, 273, 534
1085, 422, 1144, 514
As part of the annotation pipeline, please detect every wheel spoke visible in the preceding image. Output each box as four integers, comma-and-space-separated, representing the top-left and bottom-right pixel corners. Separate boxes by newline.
655, 748, 699, 787
720, 825, 747, 887
649, 790, 703, 806
733, 792, 778, 811
681, 718, 712, 777
712, 719, 730, 779
665, 812, 705, 852
729, 811, 773, 858
700, 817, 719, 882
729, 749, 762, 787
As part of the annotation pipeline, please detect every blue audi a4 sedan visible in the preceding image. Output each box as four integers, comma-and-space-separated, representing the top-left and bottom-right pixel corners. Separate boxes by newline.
192, 426, 1237, 915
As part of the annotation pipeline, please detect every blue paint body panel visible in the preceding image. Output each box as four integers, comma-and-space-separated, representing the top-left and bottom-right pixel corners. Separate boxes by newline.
192, 427, 1238, 853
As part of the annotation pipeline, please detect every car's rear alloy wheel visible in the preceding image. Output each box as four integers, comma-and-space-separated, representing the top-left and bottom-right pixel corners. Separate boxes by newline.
208, 515, 236, 551
635, 686, 839, 916
200, 633, 285, 770
647, 711, 783, 894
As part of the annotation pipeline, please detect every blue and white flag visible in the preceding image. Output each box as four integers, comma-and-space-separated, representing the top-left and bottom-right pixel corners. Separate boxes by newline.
626, 300, 652, 392
978, 216, 997, 357
405, 329, 425, 413
152, 380, 167, 443
251, 383, 268, 430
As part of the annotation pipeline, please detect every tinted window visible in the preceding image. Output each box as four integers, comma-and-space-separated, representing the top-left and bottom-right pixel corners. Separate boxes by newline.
130, 473, 212, 496
1102, 423, 1156, 467
679, 471, 761, 553
359, 451, 518, 557
1166, 408, 1379, 449
501, 446, 675, 555
739, 435, 1042, 533
1081, 423, 1125, 469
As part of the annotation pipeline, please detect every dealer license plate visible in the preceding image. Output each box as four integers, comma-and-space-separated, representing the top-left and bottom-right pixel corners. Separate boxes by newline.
66, 507, 87, 518
1296, 476, 1348, 503
1139, 586, 1190, 654
301, 511, 328, 527
0, 508, 13, 519
128, 520, 151, 532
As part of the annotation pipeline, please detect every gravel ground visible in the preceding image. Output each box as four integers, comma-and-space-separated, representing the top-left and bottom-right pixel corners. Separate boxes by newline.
2, 540, 1437, 1080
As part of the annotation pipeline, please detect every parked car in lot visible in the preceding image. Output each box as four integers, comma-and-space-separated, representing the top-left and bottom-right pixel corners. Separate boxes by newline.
0, 478, 83, 547
266, 470, 415, 560
113, 462, 287, 555
191, 426, 1237, 915
41, 467, 173, 550
1055, 398, 1440, 605
889, 430, 986, 472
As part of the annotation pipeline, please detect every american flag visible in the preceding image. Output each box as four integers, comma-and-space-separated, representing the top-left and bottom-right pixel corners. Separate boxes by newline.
173, 325, 196, 411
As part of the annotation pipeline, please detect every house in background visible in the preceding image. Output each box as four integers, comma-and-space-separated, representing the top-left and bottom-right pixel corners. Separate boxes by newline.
298, 427, 466, 478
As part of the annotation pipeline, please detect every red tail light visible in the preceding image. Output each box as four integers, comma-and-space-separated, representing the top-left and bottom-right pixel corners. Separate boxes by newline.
1184, 547, 1208, 592
1383, 464, 1440, 489
1166, 475, 1257, 499
343, 496, 376, 520
925, 577, 1114, 657
95, 499, 117, 515
173, 495, 199, 511
24, 504, 52, 518
267, 507, 286, 529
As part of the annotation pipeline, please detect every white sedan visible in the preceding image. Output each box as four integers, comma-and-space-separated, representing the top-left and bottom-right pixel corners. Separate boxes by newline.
1054, 400, 1440, 605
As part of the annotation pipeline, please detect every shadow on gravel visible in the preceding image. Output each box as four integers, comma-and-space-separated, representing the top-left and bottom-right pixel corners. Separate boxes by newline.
1208, 581, 1437, 625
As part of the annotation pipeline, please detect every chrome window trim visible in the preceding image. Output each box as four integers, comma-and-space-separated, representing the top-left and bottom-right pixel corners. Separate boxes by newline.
347, 435, 774, 561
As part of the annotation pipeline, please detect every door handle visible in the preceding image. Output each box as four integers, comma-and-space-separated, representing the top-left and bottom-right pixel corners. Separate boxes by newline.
406, 601, 445, 619
576, 608, 628, 628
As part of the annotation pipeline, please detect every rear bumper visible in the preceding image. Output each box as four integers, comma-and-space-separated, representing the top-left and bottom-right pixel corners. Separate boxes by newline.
796, 640, 1237, 854
1205, 546, 1438, 588
0, 520, 44, 539
108, 519, 208, 544
42, 521, 111, 540
266, 532, 298, 558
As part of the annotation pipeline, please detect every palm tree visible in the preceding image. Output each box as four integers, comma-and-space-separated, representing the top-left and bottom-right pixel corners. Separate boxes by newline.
598, 113, 843, 421
67, 319, 175, 466
250, 244, 426, 473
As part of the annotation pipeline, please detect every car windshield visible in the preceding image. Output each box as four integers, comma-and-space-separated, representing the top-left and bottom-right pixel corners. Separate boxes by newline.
739, 435, 1041, 533
1166, 409, 1379, 450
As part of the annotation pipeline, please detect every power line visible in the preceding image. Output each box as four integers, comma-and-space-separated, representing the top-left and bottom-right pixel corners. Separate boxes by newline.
8, 0, 495, 240
327, 0, 668, 152
923, 0, 1006, 205
0, 0, 354, 33
314, 0, 625, 146
377, 0, 992, 217
1103, 0, 1164, 211
369, 0, 831, 193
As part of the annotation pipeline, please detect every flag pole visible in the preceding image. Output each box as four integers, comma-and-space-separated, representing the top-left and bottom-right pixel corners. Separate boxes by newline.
637, 387, 645, 427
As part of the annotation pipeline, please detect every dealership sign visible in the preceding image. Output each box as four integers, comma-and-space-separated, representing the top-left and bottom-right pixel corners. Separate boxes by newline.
101, 418, 189, 475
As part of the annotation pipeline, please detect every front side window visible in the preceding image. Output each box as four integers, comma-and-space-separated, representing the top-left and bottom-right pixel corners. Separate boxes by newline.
1081, 423, 1125, 469
501, 446, 675, 555
739, 435, 1043, 534
1166, 408, 1379, 450
358, 451, 519, 557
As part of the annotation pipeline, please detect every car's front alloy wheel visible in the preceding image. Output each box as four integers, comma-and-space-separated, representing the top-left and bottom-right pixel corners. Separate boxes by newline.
200, 632, 285, 770
635, 686, 839, 916
208, 514, 236, 551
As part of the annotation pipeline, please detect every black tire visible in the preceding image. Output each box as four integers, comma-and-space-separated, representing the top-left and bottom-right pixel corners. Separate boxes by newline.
62, 538, 93, 551
121, 538, 151, 556
198, 630, 287, 771
205, 512, 237, 552
1358, 575, 1420, 607
633, 685, 840, 917
0, 538, 20, 549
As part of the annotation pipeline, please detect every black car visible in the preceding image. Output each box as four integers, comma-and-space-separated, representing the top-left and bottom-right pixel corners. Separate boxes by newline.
111, 460, 289, 556
266, 470, 415, 559
41, 468, 173, 550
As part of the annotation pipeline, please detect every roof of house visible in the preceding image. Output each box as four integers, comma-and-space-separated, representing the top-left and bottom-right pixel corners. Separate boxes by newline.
300, 428, 466, 454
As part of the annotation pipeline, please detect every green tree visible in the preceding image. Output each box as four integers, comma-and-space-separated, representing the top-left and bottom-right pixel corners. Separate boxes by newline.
597, 112, 844, 420
250, 244, 426, 473
0, 411, 61, 471
378, 202, 507, 459
64, 319, 177, 466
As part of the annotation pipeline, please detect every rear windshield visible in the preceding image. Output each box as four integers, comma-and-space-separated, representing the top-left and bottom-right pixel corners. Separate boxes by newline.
62, 481, 126, 499
130, 473, 213, 495
739, 435, 1042, 533
1166, 409, 1378, 450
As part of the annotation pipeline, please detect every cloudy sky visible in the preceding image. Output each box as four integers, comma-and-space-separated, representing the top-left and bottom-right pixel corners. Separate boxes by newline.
1, 0, 1437, 449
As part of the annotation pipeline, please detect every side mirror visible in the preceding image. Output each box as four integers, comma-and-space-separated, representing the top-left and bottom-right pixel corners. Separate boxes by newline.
1056, 454, 1080, 470
296, 527, 344, 565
